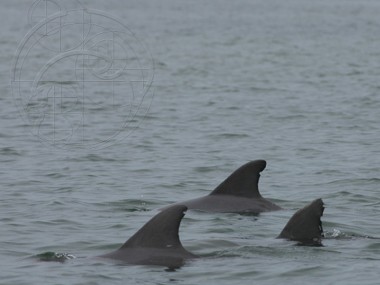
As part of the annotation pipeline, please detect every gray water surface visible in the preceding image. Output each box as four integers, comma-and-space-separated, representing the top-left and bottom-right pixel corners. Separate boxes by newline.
1, 0, 380, 284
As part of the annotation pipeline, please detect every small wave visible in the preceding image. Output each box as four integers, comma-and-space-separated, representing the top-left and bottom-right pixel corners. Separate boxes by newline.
35, 251, 76, 263
193, 166, 217, 173
208, 133, 250, 139
326, 178, 380, 186
324, 229, 380, 240
0, 147, 23, 156
96, 199, 156, 212
38, 81, 77, 86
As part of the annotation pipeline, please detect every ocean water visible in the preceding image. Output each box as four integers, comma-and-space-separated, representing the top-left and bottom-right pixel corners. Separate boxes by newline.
1, 0, 380, 284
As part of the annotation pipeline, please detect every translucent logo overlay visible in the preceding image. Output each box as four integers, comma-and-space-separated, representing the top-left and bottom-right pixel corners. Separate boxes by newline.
11, 0, 154, 150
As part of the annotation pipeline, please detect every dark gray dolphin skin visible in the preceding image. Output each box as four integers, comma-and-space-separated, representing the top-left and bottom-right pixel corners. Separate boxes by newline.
162, 160, 282, 213
278, 198, 324, 246
99, 205, 197, 268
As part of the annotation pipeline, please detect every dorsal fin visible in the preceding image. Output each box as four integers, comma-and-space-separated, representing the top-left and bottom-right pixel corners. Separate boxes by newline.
278, 198, 324, 245
120, 205, 187, 249
209, 160, 266, 198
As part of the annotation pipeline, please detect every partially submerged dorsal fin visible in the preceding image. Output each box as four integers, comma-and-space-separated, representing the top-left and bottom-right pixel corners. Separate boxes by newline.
120, 205, 187, 249
209, 160, 266, 198
278, 198, 324, 245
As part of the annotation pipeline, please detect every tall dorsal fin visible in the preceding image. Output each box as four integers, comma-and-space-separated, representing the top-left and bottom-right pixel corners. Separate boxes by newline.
120, 205, 187, 249
209, 160, 266, 198
278, 198, 324, 245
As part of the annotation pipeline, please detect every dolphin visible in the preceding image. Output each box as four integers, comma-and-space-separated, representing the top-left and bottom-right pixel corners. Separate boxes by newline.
37, 199, 324, 266
278, 198, 324, 246
162, 160, 282, 213
99, 205, 197, 268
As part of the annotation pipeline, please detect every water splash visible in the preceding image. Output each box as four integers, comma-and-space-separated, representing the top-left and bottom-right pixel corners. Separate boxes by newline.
35, 251, 76, 263
324, 229, 380, 240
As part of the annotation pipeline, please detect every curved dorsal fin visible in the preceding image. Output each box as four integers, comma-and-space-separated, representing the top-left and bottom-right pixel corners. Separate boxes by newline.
209, 160, 266, 198
120, 205, 187, 249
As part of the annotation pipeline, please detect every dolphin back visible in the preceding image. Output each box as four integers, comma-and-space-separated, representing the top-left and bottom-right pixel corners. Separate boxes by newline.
99, 205, 197, 268
278, 198, 324, 245
209, 160, 266, 198
120, 205, 188, 249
